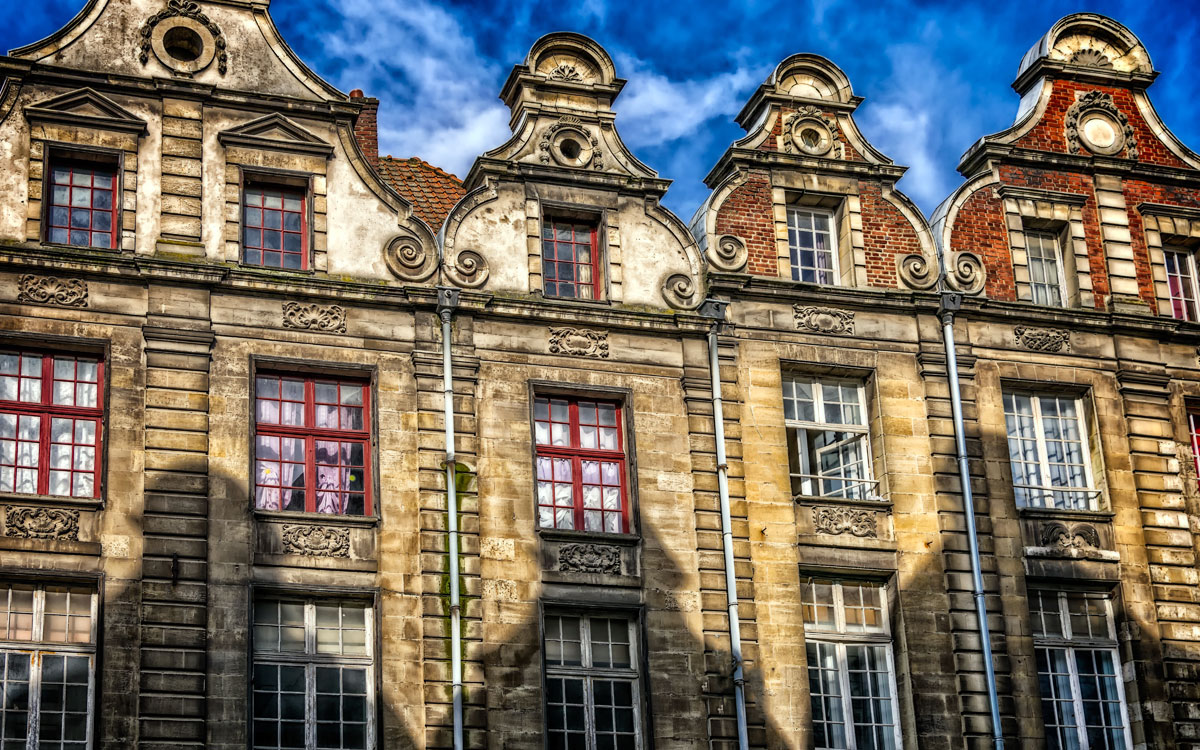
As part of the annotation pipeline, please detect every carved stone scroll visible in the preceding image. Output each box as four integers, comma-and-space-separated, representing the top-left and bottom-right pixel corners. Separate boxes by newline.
442, 249, 490, 289
1015, 326, 1071, 352
558, 543, 621, 574
944, 252, 985, 295
17, 275, 88, 307
812, 506, 877, 538
793, 305, 855, 335
707, 235, 748, 273
549, 327, 610, 358
661, 273, 700, 310
897, 254, 939, 290
4, 506, 80, 541
282, 302, 347, 333
281, 524, 350, 558
384, 235, 438, 282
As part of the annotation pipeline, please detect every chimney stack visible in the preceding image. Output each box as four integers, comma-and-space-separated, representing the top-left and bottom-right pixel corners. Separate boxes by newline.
349, 89, 379, 170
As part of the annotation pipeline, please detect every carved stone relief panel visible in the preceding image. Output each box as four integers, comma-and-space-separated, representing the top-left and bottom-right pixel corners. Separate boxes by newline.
282, 302, 347, 333
281, 524, 350, 558
811, 506, 877, 538
557, 543, 621, 574
3, 506, 80, 541
17, 275, 88, 308
1014, 326, 1071, 352
793, 305, 855, 335
548, 327, 610, 358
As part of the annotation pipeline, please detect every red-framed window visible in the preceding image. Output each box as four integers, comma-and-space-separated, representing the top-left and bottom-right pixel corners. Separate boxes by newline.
243, 184, 307, 270
46, 159, 119, 250
1190, 412, 1200, 489
254, 374, 371, 516
0, 351, 104, 499
534, 396, 628, 533
541, 217, 601, 300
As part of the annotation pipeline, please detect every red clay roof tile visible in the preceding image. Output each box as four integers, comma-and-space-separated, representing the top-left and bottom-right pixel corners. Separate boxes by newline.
376, 156, 467, 233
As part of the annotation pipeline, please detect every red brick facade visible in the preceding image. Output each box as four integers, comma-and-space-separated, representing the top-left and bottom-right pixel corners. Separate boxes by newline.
714, 171, 776, 275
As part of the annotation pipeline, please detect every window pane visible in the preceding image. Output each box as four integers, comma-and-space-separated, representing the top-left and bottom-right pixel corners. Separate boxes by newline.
807, 641, 846, 749
37, 654, 91, 749
846, 645, 896, 750
789, 208, 837, 285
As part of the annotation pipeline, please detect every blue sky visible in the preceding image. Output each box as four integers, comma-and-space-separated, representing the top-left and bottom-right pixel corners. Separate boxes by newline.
4, 0, 1199, 220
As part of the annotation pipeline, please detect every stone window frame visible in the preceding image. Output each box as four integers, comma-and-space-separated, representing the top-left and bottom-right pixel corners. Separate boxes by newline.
248, 356, 381, 525
537, 602, 649, 750
249, 590, 378, 750
1137, 203, 1200, 320
781, 373, 881, 502
772, 187, 864, 287
0, 580, 100, 750
997, 186, 1093, 309
995, 378, 1111, 514
31, 140, 138, 254
527, 381, 640, 540
529, 198, 618, 303
223, 160, 327, 273
799, 576, 904, 750
235, 167, 317, 273
1026, 586, 1135, 750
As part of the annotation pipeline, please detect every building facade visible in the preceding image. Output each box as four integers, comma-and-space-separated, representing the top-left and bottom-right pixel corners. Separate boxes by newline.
0, 3, 1197, 750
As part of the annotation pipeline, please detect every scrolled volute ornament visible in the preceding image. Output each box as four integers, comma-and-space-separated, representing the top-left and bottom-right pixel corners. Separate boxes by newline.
945, 251, 986, 295
897, 253, 939, 291
384, 235, 438, 282
707, 235, 748, 273
441, 249, 490, 289
661, 273, 701, 310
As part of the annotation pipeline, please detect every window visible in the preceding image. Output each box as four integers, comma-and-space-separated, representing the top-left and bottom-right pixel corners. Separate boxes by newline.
1030, 589, 1131, 750
534, 396, 627, 533
1164, 245, 1200, 321
45, 159, 119, 250
1003, 391, 1099, 510
1026, 231, 1065, 307
0, 351, 103, 499
252, 597, 373, 750
254, 374, 371, 516
543, 613, 642, 750
783, 377, 876, 501
243, 184, 307, 270
0, 582, 97, 750
787, 207, 837, 284
542, 217, 600, 300
1190, 410, 1200, 490
801, 580, 900, 750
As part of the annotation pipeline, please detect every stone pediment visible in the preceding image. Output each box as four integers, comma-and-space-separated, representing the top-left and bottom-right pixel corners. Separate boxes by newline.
24, 88, 146, 134
217, 113, 334, 157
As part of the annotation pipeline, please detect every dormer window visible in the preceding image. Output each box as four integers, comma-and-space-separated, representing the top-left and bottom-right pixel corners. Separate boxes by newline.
1026, 230, 1066, 307
45, 157, 119, 250
787, 207, 837, 284
242, 179, 308, 271
542, 216, 601, 300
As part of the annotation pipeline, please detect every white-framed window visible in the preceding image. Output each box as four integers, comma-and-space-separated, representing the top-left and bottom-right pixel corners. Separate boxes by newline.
252, 597, 374, 750
1163, 245, 1200, 322
1030, 589, 1132, 750
543, 613, 642, 750
0, 582, 97, 750
1026, 230, 1065, 307
787, 207, 838, 284
1003, 391, 1100, 510
783, 376, 877, 501
801, 579, 901, 750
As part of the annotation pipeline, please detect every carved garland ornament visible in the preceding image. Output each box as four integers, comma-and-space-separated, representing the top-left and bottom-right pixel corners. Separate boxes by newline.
281, 524, 350, 558
549, 327, 610, 358
1065, 91, 1137, 159
1014, 326, 1071, 353
780, 106, 838, 157
17, 274, 88, 308
282, 302, 347, 333
812, 507, 877, 538
548, 63, 583, 82
558, 543, 621, 574
4, 506, 80, 541
138, 0, 228, 75
793, 305, 855, 335
1039, 521, 1100, 551
538, 116, 603, 170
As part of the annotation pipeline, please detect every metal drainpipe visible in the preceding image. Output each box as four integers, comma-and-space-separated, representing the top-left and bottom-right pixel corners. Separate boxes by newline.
437, 286, 464, 750
699, 298, 750, 750
937, 289, 1005, 750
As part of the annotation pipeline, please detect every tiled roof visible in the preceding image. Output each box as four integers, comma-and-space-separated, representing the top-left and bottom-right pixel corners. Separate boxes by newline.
377, 156, 466, 233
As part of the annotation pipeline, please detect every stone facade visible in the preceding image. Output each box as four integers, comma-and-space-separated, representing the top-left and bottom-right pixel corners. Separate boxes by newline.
0, 4, 1197, 750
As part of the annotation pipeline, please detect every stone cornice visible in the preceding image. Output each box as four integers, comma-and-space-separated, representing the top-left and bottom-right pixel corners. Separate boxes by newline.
464, 157, 672, 196
996, 185, 1088, 206
958, 143, 1200, 186
0, 57, 360, 121
1011, 59, 1157, 97
1137, 202, 1200, 221
703, 147, 907, 189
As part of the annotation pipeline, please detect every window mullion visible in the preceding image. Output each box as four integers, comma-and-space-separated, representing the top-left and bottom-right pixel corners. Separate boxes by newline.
306, 662, 317, 750
33, 588, 44, 643
28, 651, 42, 750
837, 641, 857, 750
1066, 646, 1089, 750
1031, 396, 1055, 501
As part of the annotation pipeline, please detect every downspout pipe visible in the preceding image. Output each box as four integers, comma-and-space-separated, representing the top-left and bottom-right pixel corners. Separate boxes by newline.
937, 287, 1005, 750
437, 286, 464, 750
698, 298, 750, 750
